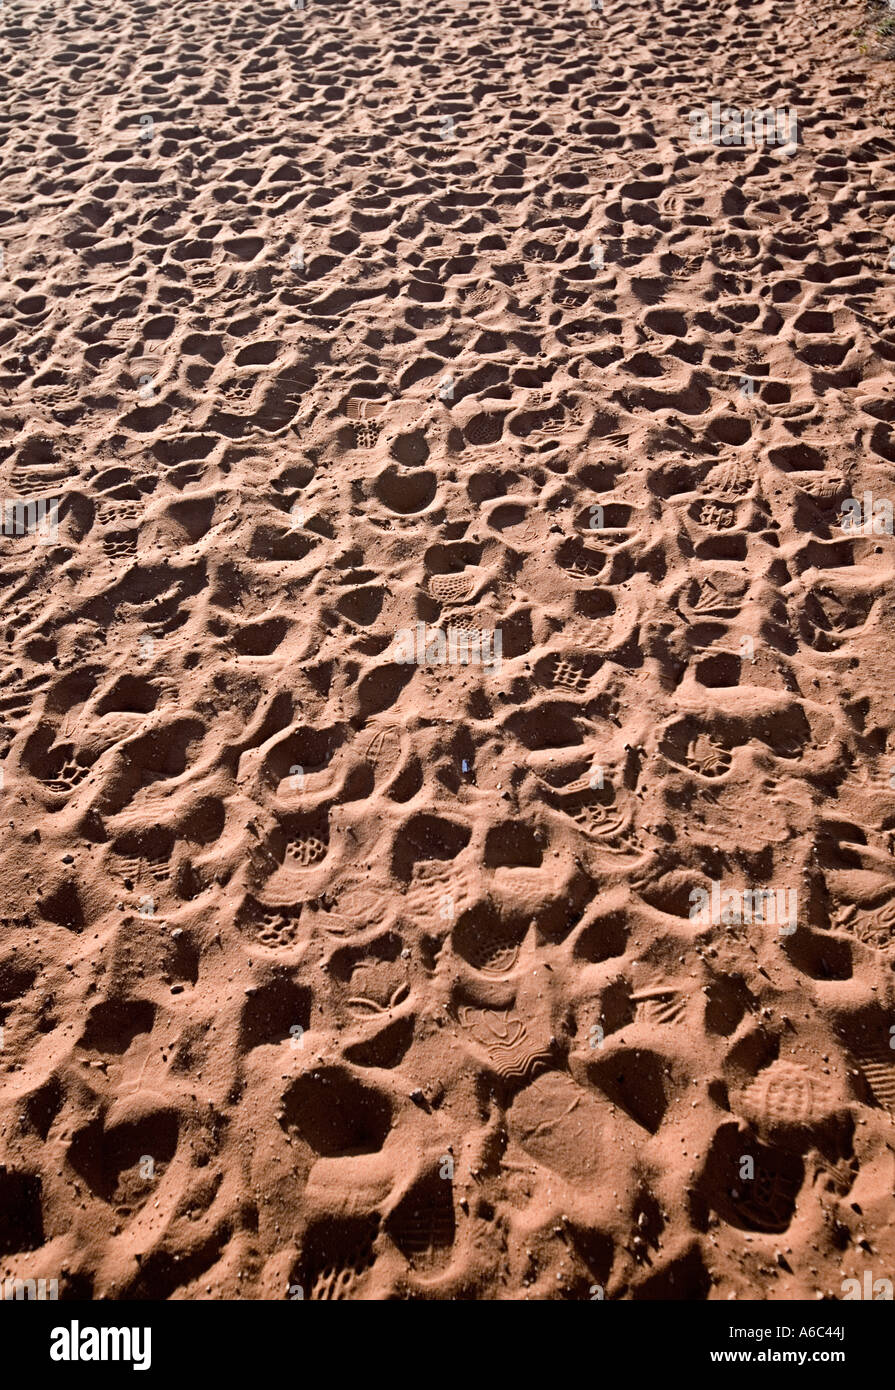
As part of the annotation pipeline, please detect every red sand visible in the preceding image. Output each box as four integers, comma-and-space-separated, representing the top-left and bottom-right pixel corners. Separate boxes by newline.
0, 0, 894, 1301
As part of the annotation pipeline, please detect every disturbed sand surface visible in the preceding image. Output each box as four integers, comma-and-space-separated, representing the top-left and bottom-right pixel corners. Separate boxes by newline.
0, 0, 894, 1301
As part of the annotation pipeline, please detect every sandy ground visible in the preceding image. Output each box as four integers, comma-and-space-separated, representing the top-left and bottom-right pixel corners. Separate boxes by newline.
0, 0, 894, 1302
